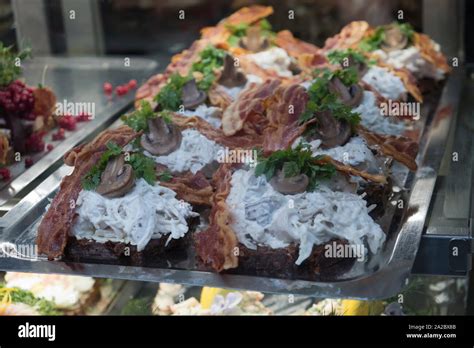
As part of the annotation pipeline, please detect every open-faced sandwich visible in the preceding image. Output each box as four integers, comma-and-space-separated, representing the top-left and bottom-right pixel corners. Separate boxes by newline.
36, 125, 208, 266
323, 21, 451, 93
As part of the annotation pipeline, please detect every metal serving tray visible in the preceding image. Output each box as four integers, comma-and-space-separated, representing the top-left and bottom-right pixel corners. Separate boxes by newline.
0, 57, 158, 212
0, 68, 463, 300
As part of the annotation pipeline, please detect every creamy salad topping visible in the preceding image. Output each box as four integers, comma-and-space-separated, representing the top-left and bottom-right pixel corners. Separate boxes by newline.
354, 91, 405, 135
374, 45, 444, 80
362, 66, 407, 100
72, 179, 198, 251
178, 104, 222, 128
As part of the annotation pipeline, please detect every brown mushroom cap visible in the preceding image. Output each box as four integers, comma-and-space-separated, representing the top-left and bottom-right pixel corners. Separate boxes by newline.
344, 56, 368, 78
217, 54, 247, 88
307, 110, 352, 149
381, 24, 408, 52
239, 26, 269, 52
270, 169, 309, 195
96, 154, 135, 198
329, 77, 363, 108
141, 117, 182, 156
181, 79, 207, 110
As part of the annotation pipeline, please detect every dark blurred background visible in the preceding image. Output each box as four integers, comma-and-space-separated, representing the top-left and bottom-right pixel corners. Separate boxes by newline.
0, 0, 468, 63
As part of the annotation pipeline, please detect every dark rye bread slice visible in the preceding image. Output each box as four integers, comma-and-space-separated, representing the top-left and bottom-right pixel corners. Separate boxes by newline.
64, 216, 200, 267
195, 239, 356, 281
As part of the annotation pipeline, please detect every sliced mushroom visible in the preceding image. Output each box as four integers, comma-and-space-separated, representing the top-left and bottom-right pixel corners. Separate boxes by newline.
217, 54, 247, 88
329, 77, 363, 108
96, 154, 135, 198
181, 79, 207, 110
307, 111, 352, 149
140, 117, 182, 156
239, 26, 269, 52
270, 168, 309, 195
381, 24, 408, 52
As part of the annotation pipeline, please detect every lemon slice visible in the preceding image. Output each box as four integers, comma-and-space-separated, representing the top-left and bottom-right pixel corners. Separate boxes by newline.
200, 287, 233, 309
340, 299, 384, 316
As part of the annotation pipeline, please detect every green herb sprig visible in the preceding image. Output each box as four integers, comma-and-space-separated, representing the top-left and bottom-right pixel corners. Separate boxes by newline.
226, 19, 275, 47
1, 285, 61, 315
191, 45, 226, 91
154, 45, 227, 111
254, 144, 336, 192
299, 68, 361, 127
359, 22, 415, 52
81, 142, 165, 190
154, 73, 191, 112
121, 101, 172, 132
0, 43, 31, 87
327, 48, 374, 68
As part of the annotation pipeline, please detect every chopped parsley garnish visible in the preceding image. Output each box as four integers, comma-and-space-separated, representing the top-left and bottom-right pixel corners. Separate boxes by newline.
154, 45, 227, 111
121, 100, 155, 132
1, 285, 60, 315
359, 22, 415, 52
128, 152, 157, 185
0, 43, 31, 87
299, 68, 361, 127
154, 73, 191, 112
82, 141, 159, 190
226, 19, 275, 47
191, 45, 226, 91
327, 48, 372, 67
254, 144, 336, 191
121, 101, 172, 132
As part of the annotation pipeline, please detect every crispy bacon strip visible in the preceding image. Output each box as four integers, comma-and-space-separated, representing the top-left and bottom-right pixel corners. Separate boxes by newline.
320, 156, 387, 184
37, 126, 139, 259
207, 84, 233, 109
201, 5, 273, 46
172, 113, 263, 149
195, 163, 238, 271
263, 83, 308, 153
357, 125, 419, 171
156, 165, 213, 206
275, 30, 322, 56
414, 33, 451, 73
275, 30, 328, 73
323, 21, 370, 51
222, 79, 281, 136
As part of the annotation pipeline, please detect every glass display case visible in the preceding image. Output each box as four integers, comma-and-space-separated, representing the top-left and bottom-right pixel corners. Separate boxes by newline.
0, 0, 472, 328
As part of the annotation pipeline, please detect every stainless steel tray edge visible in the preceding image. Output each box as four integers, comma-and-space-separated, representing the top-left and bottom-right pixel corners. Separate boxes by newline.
0, 68, 464, 299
